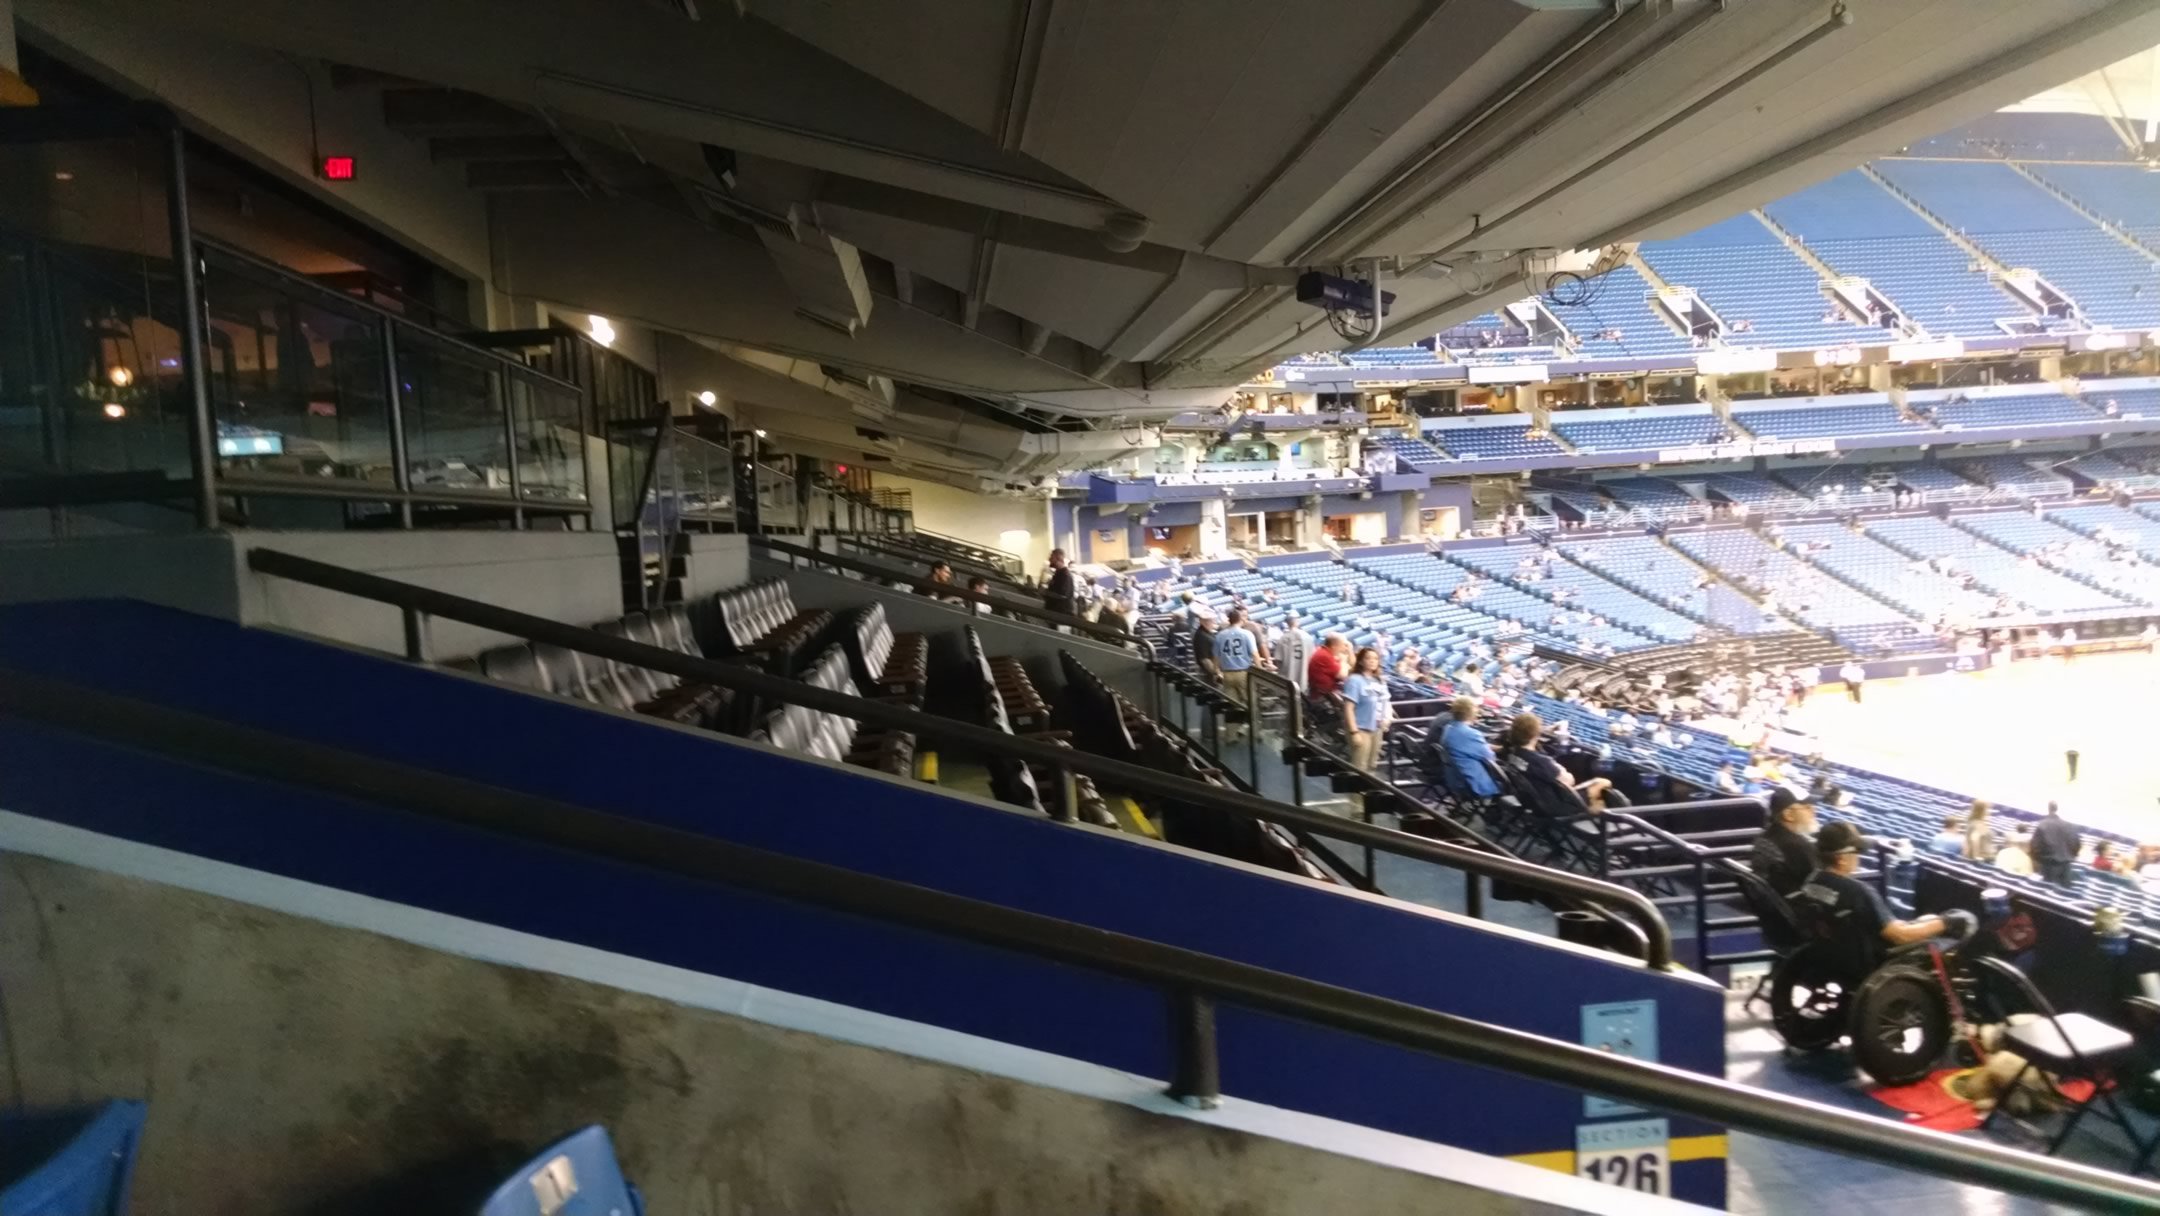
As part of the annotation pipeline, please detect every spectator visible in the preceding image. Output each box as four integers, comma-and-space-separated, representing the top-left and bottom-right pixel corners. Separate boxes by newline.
1996, 831, 2036, 877
2093, 840, 2124, 875
2031, 802, 2081, 886
1214, 607, 1259, 739
1794, 823, 1964, 975
1961, 798, 1997, 861
1438, 697, 1501, 798
1342, 647, 1392, 778
1838, 659, 1866, 703
1277, 613, 1313, 695
966, 575, 993, 616
1042, 548, 1077, 617
1497, 713, 1620, 814
1308, 633, 1349, 702
1927, 815, 1966, 857
1457, 661, 1487, 698
917, 561, 961, 602
1749, 788, 1819, 897
1191, 611, 1220, 684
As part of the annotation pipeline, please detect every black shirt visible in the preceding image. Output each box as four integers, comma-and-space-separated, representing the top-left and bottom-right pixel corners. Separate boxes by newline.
1499, 745, 1588, 814
2031, 815, 2081, 869
1749, 824, 1818, 897
1793, 868, 1892, 974
1043, 567, 1077, 616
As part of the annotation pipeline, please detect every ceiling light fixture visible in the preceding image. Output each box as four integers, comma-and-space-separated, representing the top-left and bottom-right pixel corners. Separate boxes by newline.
587, 314, 617, 347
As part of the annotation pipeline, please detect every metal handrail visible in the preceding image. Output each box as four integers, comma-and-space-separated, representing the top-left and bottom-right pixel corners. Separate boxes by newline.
4, 671, 2156, 1211
243, 545, 1668, 967
753, 536, 1147, 657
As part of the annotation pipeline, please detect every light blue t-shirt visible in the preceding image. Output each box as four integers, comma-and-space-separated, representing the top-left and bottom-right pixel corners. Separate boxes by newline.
1213, 625, 1256, 672
1344, 673, 1389, 732
1440, 720, 1501, 797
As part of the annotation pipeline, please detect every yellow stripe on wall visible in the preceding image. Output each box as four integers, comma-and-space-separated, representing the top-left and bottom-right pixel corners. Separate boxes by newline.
1507, 1134, 1728, 1174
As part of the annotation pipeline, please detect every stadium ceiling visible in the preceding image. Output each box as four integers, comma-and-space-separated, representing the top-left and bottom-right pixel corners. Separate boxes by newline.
33, 0, 2160, 425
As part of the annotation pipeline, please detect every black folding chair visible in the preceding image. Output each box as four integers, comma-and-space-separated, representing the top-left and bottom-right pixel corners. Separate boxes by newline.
1719, 860, 1809, 1015
1975, 956, 2152, 1165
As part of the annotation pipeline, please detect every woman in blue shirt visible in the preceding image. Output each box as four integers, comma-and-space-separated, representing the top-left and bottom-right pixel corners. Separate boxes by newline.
1342, 647, 1391, 778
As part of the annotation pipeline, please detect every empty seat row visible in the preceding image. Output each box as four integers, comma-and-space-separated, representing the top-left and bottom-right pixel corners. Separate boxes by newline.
963, 628, 1110, 823
750, 643, 916, 776
710, 578, 831, 665
467, 602, 731, 726
846, 602, 928, 697
1061, 651, 1330, 882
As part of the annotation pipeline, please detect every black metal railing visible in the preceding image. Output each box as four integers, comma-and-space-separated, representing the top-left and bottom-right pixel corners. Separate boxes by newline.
242, 546, 1670, 967
751, 536, 1148, 657
3, 668, 2156, 1211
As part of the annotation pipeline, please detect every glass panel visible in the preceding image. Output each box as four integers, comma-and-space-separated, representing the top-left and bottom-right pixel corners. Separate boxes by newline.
512, 376, 588, 503
0, 132, 194, 534
199, 250, 392, 488
660, 428, 734, 526
393, 324, 512, 496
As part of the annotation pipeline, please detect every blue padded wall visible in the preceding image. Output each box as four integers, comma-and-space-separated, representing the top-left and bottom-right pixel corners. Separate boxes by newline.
0, 599, 1728, 1204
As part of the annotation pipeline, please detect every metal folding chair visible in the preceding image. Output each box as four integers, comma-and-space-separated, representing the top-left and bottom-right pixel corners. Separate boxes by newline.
1975, 957, 2152, 1166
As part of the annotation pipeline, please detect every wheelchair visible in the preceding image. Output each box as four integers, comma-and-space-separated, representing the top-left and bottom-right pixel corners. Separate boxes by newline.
1764, 899, 1996, 1086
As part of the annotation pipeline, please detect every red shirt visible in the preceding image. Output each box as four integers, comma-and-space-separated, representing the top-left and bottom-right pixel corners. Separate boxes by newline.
1308, 647, 1343, 698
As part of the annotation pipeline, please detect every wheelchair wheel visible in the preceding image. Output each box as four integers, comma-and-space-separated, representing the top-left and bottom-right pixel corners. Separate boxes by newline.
1849, 966, 1951, 1087
1768, 945, 1853, 1051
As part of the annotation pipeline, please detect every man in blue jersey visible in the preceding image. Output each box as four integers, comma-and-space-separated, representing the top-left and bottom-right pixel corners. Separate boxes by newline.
1214, 606, 1258, 741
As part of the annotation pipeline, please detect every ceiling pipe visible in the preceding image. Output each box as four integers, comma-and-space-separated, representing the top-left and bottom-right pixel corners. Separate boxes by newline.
1292, 0, 1666, 265
1426, 2, 1854, 258
1159, 1, 1666, 368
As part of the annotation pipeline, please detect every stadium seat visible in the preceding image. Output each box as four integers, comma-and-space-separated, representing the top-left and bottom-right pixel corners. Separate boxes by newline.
0, 1101, 147, 1216
477, 1125, 643, 1216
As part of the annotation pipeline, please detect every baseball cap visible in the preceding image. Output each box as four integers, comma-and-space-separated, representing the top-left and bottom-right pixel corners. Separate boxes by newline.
1817, 821, 1866, 857
1767, 787, 1810, 816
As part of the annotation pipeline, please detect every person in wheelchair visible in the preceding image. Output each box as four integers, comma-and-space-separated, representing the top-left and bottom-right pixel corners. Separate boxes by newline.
1794, 822, 1972, 976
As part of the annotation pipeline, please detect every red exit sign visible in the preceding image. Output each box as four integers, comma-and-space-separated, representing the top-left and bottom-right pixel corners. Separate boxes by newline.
318, 155, 356, 182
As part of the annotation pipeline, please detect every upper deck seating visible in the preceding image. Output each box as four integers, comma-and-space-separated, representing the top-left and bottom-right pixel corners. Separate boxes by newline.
1874, 160, 2160, 331
1552, 413, 1731, 452
1429, 421, 1567, 461
1733, 401, 1920, 440
1763, 171, 2018, 338
1639, 214, 1857, 351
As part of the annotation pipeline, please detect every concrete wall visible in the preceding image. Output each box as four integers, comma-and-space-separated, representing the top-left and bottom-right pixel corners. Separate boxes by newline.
875, 473, 1049, 572
0, 529, 625, 659
681, 533, 751, 599
0, 847, 1694, 1216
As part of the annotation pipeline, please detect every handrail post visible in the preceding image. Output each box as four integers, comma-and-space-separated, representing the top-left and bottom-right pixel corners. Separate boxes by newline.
382, 322, 414, 529
498, 368, 524, 530
1166, 989, 1221, 1109
401, 607, 431, 663
165, 122, 219, 531
1694, 853, 1711, 973
1054, 764, 1079, 825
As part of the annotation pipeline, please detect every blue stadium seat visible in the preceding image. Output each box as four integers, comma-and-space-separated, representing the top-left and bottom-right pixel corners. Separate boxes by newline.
1426, 421, 1566, 460
1640, 214, 1861, 351
1873, 161, 2160, 331
0, 1102, 147, 1216
479, 1126, 643, 1216
1762, 171, 2020, 337
1551, 412, 1731, 452
1733, 400, 1921, 440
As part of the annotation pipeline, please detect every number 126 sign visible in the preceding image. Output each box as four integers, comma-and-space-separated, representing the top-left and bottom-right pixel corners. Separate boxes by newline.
1577, 1118, 1669, 1196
